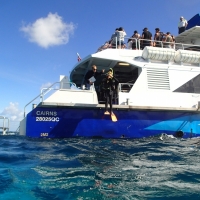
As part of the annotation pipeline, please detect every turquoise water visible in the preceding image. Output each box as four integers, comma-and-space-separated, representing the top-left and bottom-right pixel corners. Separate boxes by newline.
0, 135, 200, 200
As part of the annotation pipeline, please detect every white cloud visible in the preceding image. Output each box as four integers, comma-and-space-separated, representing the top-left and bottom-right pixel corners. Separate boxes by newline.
1, 102, 23, 117
0, 102, 23, 131
20, 13, 76, 48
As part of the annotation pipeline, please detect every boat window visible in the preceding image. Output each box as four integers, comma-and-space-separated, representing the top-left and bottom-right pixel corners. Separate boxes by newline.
174, 74, 200, 93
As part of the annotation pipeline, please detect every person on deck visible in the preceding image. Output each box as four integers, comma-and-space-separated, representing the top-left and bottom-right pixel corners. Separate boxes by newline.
153, 28, 163, 47
141, 27, 152, 49
163, 32, 173, 48
84, 65, 104, 90
116, 27, 127, 49
178, 16, 188, 34
110, 28, 119, 48
128, 30, 140, 49
171, 35, 176, 49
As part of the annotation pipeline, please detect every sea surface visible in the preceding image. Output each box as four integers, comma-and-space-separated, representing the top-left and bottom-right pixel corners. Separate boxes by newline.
0, 135, 200, 200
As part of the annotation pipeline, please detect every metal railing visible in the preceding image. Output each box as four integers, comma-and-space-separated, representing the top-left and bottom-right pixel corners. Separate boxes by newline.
118, 83, 134, 93
23, 81, 77, 117
0, 116, 9, 134
98, 37, 200, 51
40, 87, 57, 102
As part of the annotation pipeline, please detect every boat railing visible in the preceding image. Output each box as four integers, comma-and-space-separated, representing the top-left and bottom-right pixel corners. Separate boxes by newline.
99, 37, 200, 51
23, 81, 77, 117
118, 83, 134, 93
40, 87, 58, 102
0, 116, 9, 135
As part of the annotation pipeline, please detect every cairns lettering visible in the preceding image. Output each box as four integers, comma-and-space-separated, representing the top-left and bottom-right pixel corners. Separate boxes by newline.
36, 111, 57, 116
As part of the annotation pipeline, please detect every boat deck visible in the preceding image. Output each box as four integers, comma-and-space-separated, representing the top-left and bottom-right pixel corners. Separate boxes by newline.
38, 102, 200, 112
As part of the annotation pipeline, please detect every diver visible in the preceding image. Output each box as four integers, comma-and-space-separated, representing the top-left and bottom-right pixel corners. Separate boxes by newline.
100, 69, 118, 121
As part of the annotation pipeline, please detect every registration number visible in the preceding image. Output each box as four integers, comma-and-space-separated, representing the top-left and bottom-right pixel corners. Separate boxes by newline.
36, 117, 59, 122
40, 133, 48, 137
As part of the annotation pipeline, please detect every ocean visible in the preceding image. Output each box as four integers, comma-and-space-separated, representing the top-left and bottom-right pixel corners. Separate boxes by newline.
0, 135, 200, 200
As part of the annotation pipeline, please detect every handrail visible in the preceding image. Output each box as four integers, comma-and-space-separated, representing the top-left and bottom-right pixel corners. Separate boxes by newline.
127, 37, 185, 50
23, 82, 60, 117
40, 82, 77, 101
100, 36, 200, 51
0, 116, 9, 134
40, 87, 56, 102
23, 81, 77, 117
118, 83, 134, 92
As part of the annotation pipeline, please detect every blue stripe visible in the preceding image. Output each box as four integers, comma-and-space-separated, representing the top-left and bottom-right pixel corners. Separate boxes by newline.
26, 107, 200, 138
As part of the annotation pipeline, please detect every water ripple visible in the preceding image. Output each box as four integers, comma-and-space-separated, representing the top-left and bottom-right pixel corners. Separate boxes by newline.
1, 135, 200, 199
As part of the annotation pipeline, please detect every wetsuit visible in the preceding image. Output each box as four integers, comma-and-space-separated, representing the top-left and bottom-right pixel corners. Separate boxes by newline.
101, 76, 118, 113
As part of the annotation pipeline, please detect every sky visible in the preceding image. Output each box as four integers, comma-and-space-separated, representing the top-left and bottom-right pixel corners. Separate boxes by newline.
0, 0, 200, 131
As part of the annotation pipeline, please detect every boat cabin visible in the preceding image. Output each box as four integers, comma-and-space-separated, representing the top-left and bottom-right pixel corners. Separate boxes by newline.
68, 27, 200, 108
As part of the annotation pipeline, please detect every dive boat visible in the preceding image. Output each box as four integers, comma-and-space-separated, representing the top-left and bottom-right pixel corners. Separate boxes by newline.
19, 14, 200, 138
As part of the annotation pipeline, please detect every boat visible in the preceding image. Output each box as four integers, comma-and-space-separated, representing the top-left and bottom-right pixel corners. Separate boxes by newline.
19, 14, 200, 138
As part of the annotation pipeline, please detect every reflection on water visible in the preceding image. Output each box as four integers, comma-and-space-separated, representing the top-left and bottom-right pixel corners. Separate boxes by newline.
0, 135, 200, 200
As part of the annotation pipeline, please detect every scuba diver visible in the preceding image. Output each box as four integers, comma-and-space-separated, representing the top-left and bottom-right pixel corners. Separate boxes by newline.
100, 68, 118, 121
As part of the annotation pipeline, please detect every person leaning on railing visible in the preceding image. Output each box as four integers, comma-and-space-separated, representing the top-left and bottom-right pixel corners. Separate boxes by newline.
127, 30, 141, 50
171, 35, 176, 49
153, 28, 164, 47
110, 28, 119, 48
141, 27, 153, 49
163, 32, 173, 48
116, 27, 127, 49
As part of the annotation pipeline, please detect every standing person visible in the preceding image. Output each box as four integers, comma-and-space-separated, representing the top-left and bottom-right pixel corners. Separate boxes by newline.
110, 28, 119, 48
163, 32, 173, 48
131, 31, 140, 49
178, 16, 188, 34
171, 35, 176, 49
141, 27, 152, 49
107, 68, 119, 104
110, 28, 119, 41
84, 65, 104, 90
116, 27, 126, 49
153, 28, 163, 47
101, 71, 116, 117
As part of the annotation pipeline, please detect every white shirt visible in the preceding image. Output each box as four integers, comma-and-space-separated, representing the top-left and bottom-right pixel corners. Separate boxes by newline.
117, 31, 126, 41
178, 19, 187, 28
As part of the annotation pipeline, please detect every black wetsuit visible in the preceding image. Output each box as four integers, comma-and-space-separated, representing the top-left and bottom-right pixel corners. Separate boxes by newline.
101, 77, 118, 113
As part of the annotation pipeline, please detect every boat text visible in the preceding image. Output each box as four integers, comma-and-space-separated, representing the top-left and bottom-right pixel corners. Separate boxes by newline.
36, 111, 57, 116
36, 117, 59, 122
40, 133, 48, 137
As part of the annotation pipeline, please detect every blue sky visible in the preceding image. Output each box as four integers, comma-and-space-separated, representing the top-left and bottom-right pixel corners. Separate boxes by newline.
0, 0, 199, 131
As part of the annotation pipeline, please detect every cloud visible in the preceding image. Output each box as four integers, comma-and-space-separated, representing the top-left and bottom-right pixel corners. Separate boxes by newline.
0, 102, 23, 131
1, 102, 23, 120
20, 13, 76, 48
